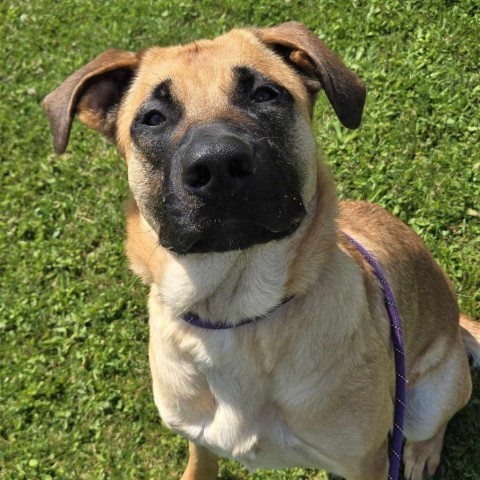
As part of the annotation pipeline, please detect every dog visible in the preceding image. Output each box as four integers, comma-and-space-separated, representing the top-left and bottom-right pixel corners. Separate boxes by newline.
44, 22, 480, 480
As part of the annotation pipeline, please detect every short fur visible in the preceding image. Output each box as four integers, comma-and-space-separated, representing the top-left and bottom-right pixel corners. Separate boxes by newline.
44, 22, 480, 480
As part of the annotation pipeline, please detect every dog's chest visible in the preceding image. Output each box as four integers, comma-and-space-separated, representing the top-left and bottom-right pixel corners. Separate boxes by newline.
149, 318, 334, 471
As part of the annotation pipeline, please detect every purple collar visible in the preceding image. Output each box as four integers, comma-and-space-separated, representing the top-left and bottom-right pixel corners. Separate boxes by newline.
180, 232, 406, 480
182, 295, 294, 329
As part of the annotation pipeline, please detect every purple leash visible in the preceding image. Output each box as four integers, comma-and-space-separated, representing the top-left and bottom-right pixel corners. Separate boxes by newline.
181, 232, 407, 480
343, 232, 406, 480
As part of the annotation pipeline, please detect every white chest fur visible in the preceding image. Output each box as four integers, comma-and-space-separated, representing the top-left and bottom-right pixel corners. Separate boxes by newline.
149, 311, 326, 471
147, 255, 373, 473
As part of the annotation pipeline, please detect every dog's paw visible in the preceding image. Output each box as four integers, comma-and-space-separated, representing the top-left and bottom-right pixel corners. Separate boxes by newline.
403, 427, 446, 480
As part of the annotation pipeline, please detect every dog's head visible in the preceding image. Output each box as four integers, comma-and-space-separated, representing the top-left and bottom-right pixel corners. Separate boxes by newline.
44, 22, 365, 255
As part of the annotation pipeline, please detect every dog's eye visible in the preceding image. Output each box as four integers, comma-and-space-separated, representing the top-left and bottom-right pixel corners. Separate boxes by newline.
252, 87, 278, 103
143, 110, 166, 126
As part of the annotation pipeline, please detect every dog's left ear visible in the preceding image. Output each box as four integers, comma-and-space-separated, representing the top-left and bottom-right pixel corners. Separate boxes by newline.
43, 49, 139, 154
254, 22, 366, 128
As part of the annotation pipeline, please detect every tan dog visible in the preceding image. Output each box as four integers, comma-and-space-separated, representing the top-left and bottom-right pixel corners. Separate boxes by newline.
44, 22, 479, 480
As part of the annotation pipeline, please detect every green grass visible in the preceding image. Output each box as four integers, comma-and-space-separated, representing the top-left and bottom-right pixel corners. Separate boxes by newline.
1, 0, 479, 478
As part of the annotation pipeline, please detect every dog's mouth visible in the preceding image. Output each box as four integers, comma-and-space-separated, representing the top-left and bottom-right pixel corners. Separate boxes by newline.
159, 209, 306, 254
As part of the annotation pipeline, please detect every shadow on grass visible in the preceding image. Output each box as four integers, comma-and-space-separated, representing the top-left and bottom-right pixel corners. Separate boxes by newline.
218, 464, 249, 480
438, 366, 480, 479
220, 472, 246, 480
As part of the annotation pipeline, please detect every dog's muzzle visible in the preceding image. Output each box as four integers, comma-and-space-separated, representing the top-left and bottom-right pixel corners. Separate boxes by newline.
158, 122, 306, 254
181, 133, 256, 201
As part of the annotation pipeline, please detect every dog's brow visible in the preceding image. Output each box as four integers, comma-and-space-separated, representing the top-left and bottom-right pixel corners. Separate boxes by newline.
232, 65, 293, 103
235, 65, 269, 82
152, 79, 172, 100
233, 65, 286, 91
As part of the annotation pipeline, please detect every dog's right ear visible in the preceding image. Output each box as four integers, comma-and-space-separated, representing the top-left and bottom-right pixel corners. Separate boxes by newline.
43, 49, 139, 155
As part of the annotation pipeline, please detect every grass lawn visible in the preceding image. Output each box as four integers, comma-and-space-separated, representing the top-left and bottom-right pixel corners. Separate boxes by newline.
1, 0, 479, 478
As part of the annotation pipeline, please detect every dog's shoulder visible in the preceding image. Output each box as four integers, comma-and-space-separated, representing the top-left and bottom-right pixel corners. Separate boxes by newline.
338, 200, 435, 262
337, 200, 459, 365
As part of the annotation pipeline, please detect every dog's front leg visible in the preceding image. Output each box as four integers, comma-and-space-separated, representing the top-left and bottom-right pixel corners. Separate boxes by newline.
181, 441, 218, 480
342, 440, 389, 480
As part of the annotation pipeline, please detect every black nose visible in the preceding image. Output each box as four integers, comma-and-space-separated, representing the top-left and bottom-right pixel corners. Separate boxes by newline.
181, 135, 256, 196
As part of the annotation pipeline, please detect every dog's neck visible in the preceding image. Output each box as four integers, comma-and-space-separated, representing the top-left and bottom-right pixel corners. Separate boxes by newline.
127, 161, 338, 325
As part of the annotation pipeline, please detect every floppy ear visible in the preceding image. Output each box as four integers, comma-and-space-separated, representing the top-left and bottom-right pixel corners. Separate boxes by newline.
254, 22, 366, 129
43, 49, 139, 154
